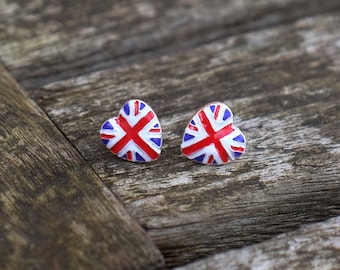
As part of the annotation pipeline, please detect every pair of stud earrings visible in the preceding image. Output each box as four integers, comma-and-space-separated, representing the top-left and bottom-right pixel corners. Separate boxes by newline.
100, 99, 246, 165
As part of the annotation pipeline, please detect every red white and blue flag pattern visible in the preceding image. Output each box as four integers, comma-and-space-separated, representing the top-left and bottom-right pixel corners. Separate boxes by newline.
100, 99, 162, 162
181, 102, 246, 165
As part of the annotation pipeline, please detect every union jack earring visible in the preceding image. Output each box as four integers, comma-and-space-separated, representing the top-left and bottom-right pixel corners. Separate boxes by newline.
100, 99, 162, 162
180, 102, 246, 165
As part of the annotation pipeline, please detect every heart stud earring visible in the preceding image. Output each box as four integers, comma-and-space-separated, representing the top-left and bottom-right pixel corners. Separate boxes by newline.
181, 102, 246, 165
100, 99, 162, 162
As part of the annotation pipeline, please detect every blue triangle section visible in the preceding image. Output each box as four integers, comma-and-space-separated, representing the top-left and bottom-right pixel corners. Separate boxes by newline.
233, 134, 245, 143
184, 133, 195, 141
223, 109, 231, 120
190, 120, 195, 125
122, 154, 127, 159
103, 121, 113, 130
213, 160, 217, 164
194, 154, 205, 162
123, 103, 130, 115
135, 152, 145, 162
140, 102, 145, 110
234, 152, 242, 158
102, 139, 109, 145
210, 105, 216, 113
151, 138, 162, 147
154, 123, 159, 128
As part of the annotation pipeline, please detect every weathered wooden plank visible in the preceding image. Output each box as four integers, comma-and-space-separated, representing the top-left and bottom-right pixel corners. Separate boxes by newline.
1, 0, 340, 90
0, 64, 164, 269
28, 12, 340, 267
175, 216, 340, 270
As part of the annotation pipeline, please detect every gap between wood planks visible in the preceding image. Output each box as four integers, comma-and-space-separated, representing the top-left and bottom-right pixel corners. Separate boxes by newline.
1, 0, 340, 90
0, 62, 165, 270
175, 216, 340, 270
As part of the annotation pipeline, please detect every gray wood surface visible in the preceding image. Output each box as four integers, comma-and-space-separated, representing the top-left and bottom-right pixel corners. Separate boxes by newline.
176, 217, 340, 270
1, 0, 340, 90
28, 13, 340, 267
1, 0, 340, 269
0, 63, 164, 270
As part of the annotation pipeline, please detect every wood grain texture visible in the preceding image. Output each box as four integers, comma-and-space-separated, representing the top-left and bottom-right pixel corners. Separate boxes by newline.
0, 63, 164, 270
1, 0, 340, 90
2, 0, 340, 268
27, 12, 340, 267
175, 217, 340, 270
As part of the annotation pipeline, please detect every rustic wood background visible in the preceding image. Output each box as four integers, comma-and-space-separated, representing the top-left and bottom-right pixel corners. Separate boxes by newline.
1, 0, 339, 269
